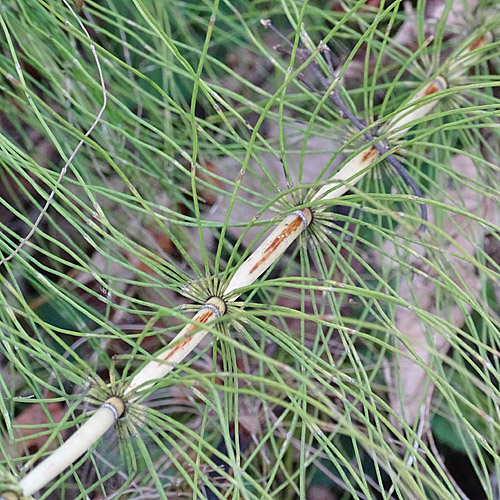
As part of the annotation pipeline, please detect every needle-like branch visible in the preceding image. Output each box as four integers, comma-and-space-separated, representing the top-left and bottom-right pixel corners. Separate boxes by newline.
263, 19, 432, 233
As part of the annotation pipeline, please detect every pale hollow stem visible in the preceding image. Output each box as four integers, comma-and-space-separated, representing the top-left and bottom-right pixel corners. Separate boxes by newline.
386, 76, 448, 141
18, 397, 124, 498
9, 67, 452, 497
127, 209, 312, 395
311, 145, 381, 202
6, 31, 492, 500
448, 32, 492, 78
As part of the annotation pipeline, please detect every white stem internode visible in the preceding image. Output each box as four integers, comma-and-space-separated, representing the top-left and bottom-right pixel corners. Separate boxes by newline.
128, 208, 312, 395
310, 76, 450, 205
18, 397, 124, 498
312, 146, 381, 202
387, 76, 448, 141
126, 297, 225, 395
225, 208, 312, 295
449, 32, 492, 78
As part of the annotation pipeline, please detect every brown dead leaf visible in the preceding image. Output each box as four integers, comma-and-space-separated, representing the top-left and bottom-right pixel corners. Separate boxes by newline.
12, 396, 67, 457
387, 154, 498, 425
203, 122, 341, 249
196, 160, 225, 208
307, 485, 337, 500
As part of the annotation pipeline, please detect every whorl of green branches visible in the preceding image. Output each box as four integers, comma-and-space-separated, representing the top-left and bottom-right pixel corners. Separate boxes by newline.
1, 0, 500, 499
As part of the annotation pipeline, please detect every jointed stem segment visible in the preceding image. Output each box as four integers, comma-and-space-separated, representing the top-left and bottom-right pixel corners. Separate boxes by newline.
312, 145, 381, 202
18, 397, 125, 498
386, 77, 448, 141
126, 297, 225, 395
10, 207, 312, 498
225, 208, 312, 295
5, 23, 490, 500
128, 208, 311, 396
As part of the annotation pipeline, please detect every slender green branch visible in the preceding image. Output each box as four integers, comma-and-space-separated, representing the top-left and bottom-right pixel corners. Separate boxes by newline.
0, 8, 496, 499
0, 0, 107, 268
18, 397, 125, 498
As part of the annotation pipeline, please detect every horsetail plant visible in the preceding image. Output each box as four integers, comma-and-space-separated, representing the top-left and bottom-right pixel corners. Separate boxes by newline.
1, 2, 499, 499
3, 27, 487, 500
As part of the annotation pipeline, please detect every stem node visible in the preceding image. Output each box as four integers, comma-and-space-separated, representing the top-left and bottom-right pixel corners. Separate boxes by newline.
0, 492, 21, 500
202, 296, 227, 317
102, 396, 126, 420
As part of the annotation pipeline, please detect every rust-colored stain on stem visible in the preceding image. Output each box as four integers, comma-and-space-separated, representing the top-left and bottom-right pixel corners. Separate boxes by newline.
248, 214, 304, 274
361, 145, 378, 164
162, 310, 214, 361
469, 35, 485, 51
162, 337, 191, 361
423, 82, 440, 97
